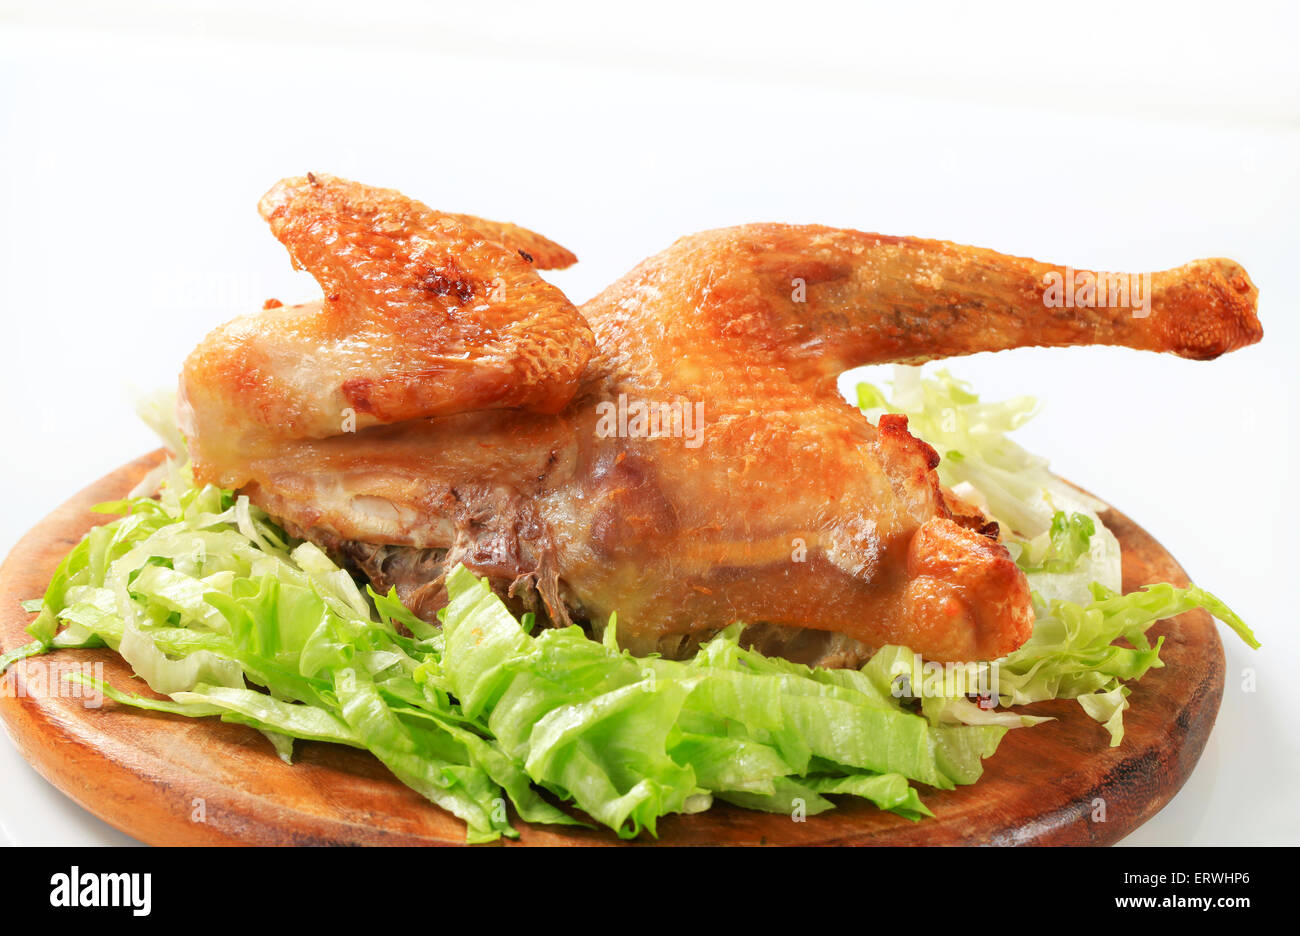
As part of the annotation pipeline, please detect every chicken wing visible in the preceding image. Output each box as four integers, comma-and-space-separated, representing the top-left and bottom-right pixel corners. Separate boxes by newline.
179, 174, 592, 484
180, 176, 1262, 666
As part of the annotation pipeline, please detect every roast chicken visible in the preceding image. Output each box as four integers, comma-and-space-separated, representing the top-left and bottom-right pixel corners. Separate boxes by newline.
178, 174, 1261, 666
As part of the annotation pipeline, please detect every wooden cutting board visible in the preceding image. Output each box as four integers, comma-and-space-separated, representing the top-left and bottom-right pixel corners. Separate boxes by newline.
0, 450, 1224, 845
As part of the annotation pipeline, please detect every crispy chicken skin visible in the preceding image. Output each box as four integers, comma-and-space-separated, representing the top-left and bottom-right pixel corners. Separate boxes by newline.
180, 176, 1261, 666
179, 174, 593, 482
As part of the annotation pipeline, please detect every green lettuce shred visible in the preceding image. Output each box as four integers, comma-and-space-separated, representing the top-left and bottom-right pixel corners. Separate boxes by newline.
1015, 511, 1097, 574
855, 366, 1258, 744
6, 460, 998, 840
858, 366, 1122, 606
437, 565, 1005, 835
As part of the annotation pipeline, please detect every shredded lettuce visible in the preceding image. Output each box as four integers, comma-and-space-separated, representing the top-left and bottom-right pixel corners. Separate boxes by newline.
995, 583, 1257, 745
0, 367, 1258, 841
856, 366, 1258, 744
7, 462, 995, 839
438, 565, 990, 834
858, 366, 1122, 606
10, 465, 577, 842
1015, 511, 1097, 575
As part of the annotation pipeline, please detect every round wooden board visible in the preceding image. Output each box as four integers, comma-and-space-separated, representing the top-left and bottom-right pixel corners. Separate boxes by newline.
0, 450, 1223, 846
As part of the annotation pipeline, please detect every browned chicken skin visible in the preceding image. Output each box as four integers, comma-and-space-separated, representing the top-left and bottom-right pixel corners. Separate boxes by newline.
180, 175, 592, 477
179, 175, 1261, 666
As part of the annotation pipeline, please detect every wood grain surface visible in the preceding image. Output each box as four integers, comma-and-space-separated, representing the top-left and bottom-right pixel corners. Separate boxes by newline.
0, 450, 1224, 845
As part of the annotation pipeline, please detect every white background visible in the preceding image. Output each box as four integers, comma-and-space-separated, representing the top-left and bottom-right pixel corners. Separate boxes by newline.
1, 1, 1296, 846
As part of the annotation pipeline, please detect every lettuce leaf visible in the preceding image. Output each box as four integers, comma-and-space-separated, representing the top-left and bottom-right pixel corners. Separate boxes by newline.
996, 583, 1258, 745
857, 366, 1258, 744
1016, 511, 1097, 574
10, 470, 567, 842
857, 366, 1121, 605
13, 463, 997, 840
439, 566, 1003, 837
